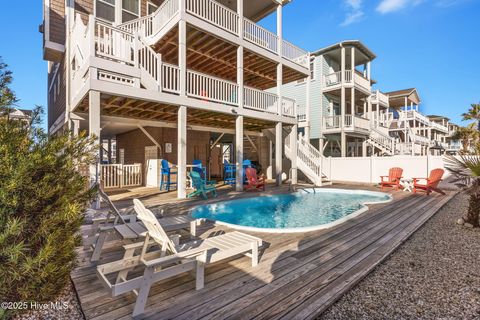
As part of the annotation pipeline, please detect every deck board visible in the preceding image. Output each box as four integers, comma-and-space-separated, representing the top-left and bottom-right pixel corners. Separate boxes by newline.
72, 186, 455, 320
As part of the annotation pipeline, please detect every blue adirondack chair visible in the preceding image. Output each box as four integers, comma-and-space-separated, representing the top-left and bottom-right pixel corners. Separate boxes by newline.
160, 159, 177, 191
223, 159, 236, 186
188, 171, 217, 199
192, 159, 216, 186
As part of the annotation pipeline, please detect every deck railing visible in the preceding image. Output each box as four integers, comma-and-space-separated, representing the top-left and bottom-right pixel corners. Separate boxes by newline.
323, 115, 341, 129
282, 97, 296, 118
243, 18, 278, 53
187, 70, 239, 105
95, 20, 135, 65
120, 15, 154, 37
323, 71, 342, 87
282, 41, 308, 67
101, 164, 142, 189
297, 105, 306, 122
138, 38, 162, 88
187, 0, 239, 34
354, 72, 370, 91
371, 90, 389, 106
162, 63, 181, 93
244, 87, 278, 113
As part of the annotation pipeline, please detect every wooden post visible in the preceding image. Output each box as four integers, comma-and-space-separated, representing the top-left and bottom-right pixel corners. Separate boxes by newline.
177, 106, 187, 199
89, 90, 101, 208
235, 116, 244, 192
275, 122, 283, 186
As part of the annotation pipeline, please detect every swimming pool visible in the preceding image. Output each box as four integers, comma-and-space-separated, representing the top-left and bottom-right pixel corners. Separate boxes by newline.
191, 188, 392, 233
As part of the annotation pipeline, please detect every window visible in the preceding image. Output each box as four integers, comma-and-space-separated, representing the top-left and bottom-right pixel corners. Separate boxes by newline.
122, 0, 140, 22
147, 2, 158, 14
96, 0, 115, 22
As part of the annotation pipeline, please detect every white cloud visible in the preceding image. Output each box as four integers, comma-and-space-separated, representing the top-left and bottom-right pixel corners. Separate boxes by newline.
341, 0, 364, 26
376, 0, 423, 14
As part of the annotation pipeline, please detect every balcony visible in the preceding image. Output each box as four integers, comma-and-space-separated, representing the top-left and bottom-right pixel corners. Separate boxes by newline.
322, 115, 371, 134
371, 91, 389, 107
118, 0, 309, 69
430, 121, 449, 133
322, 70, 371, 93
70, 18, 297, 119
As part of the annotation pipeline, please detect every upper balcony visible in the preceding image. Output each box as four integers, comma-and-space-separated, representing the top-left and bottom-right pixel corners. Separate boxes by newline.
370, 90, 389, 107
118, 0, 309, 70
322, 115, 371, 135
69, 17, 297, 125
322, 70, 371, 95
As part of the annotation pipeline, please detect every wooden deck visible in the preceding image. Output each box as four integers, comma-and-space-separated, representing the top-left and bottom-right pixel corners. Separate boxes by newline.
72, 185, 455, 320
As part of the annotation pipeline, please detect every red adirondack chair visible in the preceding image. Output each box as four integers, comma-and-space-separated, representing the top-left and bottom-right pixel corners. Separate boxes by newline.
413, 168, 446, 195
380, 167, 403, 190
245, 168, 265, 191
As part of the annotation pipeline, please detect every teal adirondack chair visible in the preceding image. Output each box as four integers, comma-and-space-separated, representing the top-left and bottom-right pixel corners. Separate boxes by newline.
188, 171, 217, 199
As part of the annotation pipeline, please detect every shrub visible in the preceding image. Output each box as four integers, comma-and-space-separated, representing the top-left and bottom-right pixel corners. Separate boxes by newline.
0, 58, 97, 318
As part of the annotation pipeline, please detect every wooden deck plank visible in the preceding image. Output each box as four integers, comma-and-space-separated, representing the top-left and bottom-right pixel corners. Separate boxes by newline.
70, 187, 455, 320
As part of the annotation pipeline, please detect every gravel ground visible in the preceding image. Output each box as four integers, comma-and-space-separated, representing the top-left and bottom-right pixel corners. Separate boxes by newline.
13, 281, 84, 320
319, 192, 480, 320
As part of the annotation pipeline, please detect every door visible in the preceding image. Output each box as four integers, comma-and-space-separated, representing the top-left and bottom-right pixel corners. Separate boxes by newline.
144, 146, 159, 186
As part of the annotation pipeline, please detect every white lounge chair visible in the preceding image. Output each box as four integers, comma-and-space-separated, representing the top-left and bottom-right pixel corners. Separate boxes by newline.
96, 199, 262, 317
85, 188, 198, 262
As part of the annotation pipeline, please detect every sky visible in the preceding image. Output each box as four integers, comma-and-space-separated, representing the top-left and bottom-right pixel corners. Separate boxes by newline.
0, 0, 478, 129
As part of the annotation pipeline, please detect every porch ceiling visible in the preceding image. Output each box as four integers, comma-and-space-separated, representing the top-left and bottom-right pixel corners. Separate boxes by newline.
77, 94, 276, 132
152, 26, 305, 90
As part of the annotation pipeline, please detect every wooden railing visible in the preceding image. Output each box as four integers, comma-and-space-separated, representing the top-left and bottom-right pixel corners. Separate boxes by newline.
243, 18, 278, 53
162, 63, 180, 93
95, 20, 135, 65
187, 70, 238, 105
244, 87, 278, 113
101, 164, 142, 189
187, 0, 239, 34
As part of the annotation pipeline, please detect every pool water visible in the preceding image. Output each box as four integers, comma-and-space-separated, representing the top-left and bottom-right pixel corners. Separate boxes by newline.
191, 188, 392, 232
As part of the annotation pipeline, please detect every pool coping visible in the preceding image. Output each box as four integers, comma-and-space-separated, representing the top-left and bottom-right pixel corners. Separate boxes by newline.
191, 188, 393, 234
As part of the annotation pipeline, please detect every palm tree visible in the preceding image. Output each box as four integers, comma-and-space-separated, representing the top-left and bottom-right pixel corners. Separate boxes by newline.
451, 124, 478, 154
444, 155, 480, 227
462, 103, 480, 132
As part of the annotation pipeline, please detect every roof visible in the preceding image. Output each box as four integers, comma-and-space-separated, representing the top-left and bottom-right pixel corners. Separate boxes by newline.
311, 40, 377, 61
386, 88, 421, 108
0, 107, 33, 120
385, 88, 417, 97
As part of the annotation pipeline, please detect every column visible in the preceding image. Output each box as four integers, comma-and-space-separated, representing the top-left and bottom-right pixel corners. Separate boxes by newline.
305, 67, 311, 141
179, 19, 187, 96
107, 139, 112, 163
235, 116, 244, 191
277, 63, 283, 115
275, 122, 283, 186
89, 91, 101, 208
177, 106, 187, 199
237, 46, 244, 110
340, 46, 346, 157
366, 61, 371, 80
290, 126, 298, 185
277, 4, 283, 56
237, 0, 243, 38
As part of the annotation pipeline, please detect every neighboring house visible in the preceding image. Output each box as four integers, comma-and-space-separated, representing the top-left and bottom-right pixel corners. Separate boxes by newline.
281, 40, 395, 158
426, 115, 450, 155
41, 0, 328, 196
445, 122, 462, 155
0, 107, 33, 123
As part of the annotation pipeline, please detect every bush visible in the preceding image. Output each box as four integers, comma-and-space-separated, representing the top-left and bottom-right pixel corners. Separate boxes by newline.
0, 107, 97, 317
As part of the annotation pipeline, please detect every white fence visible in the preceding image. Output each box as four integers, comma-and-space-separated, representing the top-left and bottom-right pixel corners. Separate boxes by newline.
101, 164, 142, 189
322, 156, 455, 186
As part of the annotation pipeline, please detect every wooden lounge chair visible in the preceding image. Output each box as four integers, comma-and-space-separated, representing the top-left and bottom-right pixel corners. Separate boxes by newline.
96, 199, 262, 317
188, 171, 217, 199
245, 168, 266, 191
413, 168, 446, 195
380, 167, 403, 190
86, 187, 198, 262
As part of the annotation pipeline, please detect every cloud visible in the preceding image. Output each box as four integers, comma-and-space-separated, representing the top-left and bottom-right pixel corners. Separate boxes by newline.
341, 0, 365, 26
376, 0, 423, 14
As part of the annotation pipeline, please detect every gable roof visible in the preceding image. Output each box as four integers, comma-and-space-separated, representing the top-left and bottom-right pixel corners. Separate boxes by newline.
386, 88, 421, 108
311, 40, 377, 61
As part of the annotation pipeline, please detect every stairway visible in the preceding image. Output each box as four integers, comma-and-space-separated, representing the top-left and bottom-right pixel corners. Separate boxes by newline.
367, 127, 396, 155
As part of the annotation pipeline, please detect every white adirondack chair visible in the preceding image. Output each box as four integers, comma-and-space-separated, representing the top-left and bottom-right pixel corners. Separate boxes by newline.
96, 199, 263, 317
85, 187, 199, 262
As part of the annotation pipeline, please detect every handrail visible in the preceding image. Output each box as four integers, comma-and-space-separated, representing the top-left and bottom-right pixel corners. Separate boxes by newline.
161, 63, 180, 93
94, 19, 136, 65
243, 18, 278, 53
282, 40, 308, 68
118, 14, 154, 37
323, 71, 342, 87
187, 69, 239, 105
244, 86, 278, 114
187, 0, 239, 34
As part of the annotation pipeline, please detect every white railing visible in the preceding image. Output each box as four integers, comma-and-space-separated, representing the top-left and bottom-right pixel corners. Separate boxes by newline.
95, 20, 135, 65
153, 0, 180, 36
282, 41, 309, 68
138, 37, 162, 89
351, 115, 371, 131
297, 133, 323, 184
161, 63, 180, 93
101, 164, 142, 189
187, 70, 238, 105
297, 105, 306, 122
244, 87, 278, 114
187, 0, 239, 34
323, 115, 341, 130
370, 128, 395, 152
430, 121, 449, 133
243, 18, 277, 53
371, 90, 389, 106
344, 70, 353, 83
323, 71, 342, 87
119, 15, 154, 38
354, 72, 370, 91
282, 97, 296, 118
